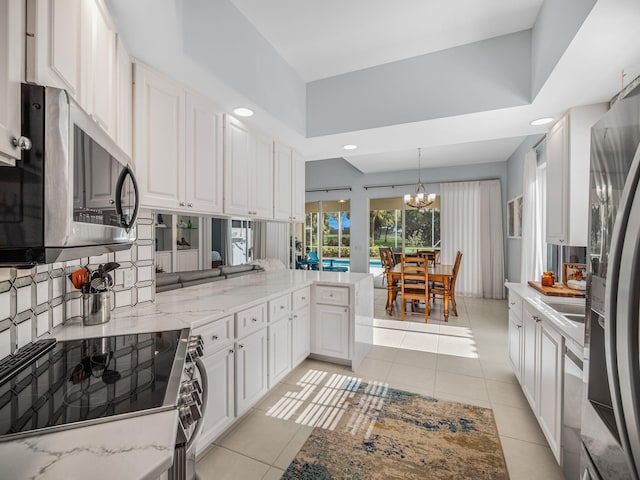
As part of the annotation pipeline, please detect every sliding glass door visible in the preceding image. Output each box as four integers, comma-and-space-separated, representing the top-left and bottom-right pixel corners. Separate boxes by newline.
303, 200, 350, 270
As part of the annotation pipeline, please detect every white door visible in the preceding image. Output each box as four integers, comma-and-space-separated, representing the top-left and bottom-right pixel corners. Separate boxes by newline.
251, 130, 274, 219
27, 0, 82, 98
291, 151, 306, 222
522, 304, 539, 412
268, 317, 292, 388
134, 64, 185, 210
0, 0, 23, 165
115, 36, 132, 157
538, 322, 563, 462
185, 92, 223, 214
155, 252, 172, 274
546, 115, 569, 244
508, 315, 523, 382
312, 304, 350, 360
86, 1, 115, 135
236, 328, 268, 415
197, 347, 235, 451
292, 307, 311, 367
224, 115, 251, 216
273, 142, 292, 221
176, 250, 199, 272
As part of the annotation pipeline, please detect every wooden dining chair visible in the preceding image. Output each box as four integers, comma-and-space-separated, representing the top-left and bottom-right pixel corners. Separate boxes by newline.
431, 251, 463, 316
379, 247, 400, 305
400, 255, 430, 322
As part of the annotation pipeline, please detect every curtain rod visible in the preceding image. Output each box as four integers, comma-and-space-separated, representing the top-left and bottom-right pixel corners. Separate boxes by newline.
363, 177, 501, 190
305, 186, 352, 193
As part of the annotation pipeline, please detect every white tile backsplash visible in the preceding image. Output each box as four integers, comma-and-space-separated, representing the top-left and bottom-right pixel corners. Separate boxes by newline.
137, 245, 153, 261
16, 286, 32, 315
0, 329, 10, 362
137, 286, 153, 304
115, 290, 132, 309
137, 224, 153, 240
36, 281, 49, 306
52, 304, 63, 328
52, 276, 64, 299
0, 291, 9, 320
16, 318, 32, 349
37, 312, 49, 337
137, 266, 152, 283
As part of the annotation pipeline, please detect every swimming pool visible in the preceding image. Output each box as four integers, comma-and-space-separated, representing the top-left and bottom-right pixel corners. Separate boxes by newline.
323, 259, 382, 268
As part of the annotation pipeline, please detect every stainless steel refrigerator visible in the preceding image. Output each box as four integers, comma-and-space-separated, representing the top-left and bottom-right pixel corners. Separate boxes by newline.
582, 78, 640, 480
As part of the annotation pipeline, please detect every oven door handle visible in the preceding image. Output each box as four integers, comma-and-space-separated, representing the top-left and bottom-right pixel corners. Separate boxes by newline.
185, 357, 208, 452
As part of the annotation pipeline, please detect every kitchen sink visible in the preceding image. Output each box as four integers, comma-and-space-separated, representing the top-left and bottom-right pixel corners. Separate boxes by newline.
563, 313, 585, 324
541, 301, 586, 315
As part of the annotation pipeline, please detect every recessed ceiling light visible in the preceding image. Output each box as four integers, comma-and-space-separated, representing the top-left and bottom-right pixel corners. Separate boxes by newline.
343, 144, 358, 150
530, 117, 554, 126
233, 107, 254, 117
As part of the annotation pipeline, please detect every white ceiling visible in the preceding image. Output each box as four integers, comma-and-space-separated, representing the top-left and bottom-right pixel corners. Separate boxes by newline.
229, 0, 544, 82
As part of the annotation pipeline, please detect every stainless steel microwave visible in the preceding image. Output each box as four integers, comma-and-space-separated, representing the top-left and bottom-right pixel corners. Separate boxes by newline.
0, 84, 139, 266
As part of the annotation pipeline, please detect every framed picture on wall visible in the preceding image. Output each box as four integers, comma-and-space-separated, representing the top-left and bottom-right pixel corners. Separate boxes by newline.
507, 196, 522, 238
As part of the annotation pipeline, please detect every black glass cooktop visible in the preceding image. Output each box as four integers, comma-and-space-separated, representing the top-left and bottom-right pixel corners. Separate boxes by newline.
0, 329, 188, 440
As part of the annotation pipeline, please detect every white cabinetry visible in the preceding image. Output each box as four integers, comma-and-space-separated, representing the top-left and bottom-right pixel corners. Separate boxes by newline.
0, 0, 24, 166
292, 287, 311, 367
176, 250, 199, 272
236, 327, 268, 416
26, 0, 81, 98
223, 115, 274, 219
546, 104, 607, 246
268, 317, 291, 388
134, 64, 223, 214
155, 252, 172, 274
538, 321, 563, 462
312, 285, 351, 360
507, 291, 523, 382
115, 36, 132, 157
85, 1, 116, 136
195, 315, 235, 452
522, 303, 540, 411
274, 143, 306, 222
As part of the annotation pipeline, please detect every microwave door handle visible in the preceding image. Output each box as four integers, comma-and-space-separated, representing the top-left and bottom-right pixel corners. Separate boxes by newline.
115, 165, 140, 233
605, 143, 640, 479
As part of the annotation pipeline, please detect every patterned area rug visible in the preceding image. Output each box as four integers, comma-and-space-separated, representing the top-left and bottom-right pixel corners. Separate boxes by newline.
282, 383, 509, 480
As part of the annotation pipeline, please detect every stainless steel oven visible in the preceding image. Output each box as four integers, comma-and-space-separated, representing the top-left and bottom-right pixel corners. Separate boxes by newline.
0, 83, 139, 266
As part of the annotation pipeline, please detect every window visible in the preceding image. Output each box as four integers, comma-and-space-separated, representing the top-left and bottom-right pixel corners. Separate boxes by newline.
303, 200, 350, 270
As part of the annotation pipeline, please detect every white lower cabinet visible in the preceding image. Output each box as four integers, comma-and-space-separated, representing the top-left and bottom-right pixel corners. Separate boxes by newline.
236, 327, 268, 416
292, 306, 311, 367
538, 322, 563, 462
508, 287, 566, 466
312, 304, 350, 360
155, 252, 172, 274
176, 250, 199, 272
198, 346, 235, 451
268, 316, 292, 388
507, 291, 523, 382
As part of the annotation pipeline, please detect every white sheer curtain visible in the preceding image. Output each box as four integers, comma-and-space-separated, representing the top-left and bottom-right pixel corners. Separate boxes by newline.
520, 149, 547, 283
264, 222, 291, 267
441, 180, 505, 299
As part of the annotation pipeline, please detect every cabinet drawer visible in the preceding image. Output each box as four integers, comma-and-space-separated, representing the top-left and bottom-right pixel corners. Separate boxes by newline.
508, 291, 523, 319
194, 315, 234, 355
314, 285, 349, 306
268, 294, 291, 322
236, 303, 267, 338
292, 287, 310, 311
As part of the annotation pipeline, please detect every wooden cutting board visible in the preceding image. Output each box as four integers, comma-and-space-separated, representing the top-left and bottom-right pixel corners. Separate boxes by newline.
528, 281, 585, 298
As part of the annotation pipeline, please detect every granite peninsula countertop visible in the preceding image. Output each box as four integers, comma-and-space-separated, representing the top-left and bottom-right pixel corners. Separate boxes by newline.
1, 269, 372, 480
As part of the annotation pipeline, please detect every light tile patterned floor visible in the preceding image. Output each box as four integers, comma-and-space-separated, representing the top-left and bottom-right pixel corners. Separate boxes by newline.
196, 290, 565, 480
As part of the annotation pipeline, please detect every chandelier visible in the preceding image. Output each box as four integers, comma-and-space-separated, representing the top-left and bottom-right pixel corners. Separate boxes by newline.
404, 148, 436, 209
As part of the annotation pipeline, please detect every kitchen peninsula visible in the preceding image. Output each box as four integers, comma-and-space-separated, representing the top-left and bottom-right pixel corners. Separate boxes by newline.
0, 270, 373, 480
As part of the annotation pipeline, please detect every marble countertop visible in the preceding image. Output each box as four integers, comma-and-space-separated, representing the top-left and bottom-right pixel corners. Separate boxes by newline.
2, 269, 371, 480
505, 282, 586, 349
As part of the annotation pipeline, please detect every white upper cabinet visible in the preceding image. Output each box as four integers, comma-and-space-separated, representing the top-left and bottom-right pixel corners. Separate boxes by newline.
224, 115, 252, 216
85, 1, 116, 135
252, 129, 274, 219
273, 142, 306, 222
185, 92, 224, 213
115, 35, 132, 158
546, 104, 607, 246
0, 0, 23, 166
223, 115, 274, 219
292, 150, 306, 222
134, 63, 186, 210
26, 0, 81, 97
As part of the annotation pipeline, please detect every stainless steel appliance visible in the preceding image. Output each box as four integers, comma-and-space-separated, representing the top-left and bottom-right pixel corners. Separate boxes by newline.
0, 83, 139, 267
582, 78, 640, 479
0, 329, 206, 480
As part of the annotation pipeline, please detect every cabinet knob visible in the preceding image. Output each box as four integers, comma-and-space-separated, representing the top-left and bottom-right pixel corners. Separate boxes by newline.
212, 335, 218, 340
239, 344, 244, 349
251, 318, 257, 322
187, 203, 193, 207
280, 305, 285, 310
509, 302, 516, 305
12, 136, 32, 151
301, 296, 306, 300
559, 239, 565, 243
516, 325, 522, 329
534, 316, 541, 323
293, 314, 298, 319
109, 199, 115, 205
179, 202, 186, 207
229, 349, 234, 354
344, 308, 348, 313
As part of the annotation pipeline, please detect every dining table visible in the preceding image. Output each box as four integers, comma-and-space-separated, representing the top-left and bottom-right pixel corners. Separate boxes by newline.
385, 263, 455, 321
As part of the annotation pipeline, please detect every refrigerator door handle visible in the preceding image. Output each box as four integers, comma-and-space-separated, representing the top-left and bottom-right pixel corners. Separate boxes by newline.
605, 143, 640, 480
